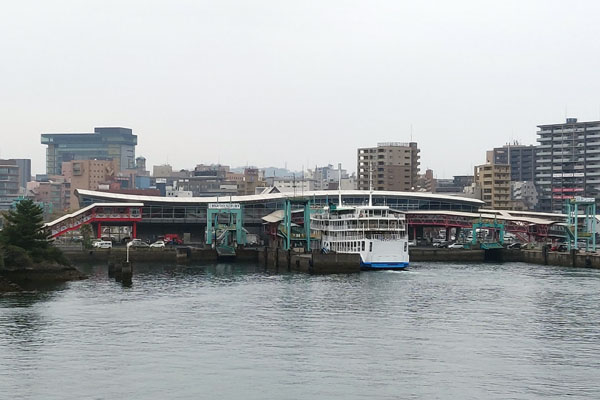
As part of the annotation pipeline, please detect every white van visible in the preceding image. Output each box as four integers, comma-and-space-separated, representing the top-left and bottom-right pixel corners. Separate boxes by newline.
93, 240, 113, 249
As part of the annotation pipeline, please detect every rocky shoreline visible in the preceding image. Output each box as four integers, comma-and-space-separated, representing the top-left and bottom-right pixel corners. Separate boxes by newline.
0, 263, 87, 294
0, 276, 23, 293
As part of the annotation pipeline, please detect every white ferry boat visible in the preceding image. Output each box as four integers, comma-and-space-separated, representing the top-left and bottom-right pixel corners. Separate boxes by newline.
310, 201, 409, 270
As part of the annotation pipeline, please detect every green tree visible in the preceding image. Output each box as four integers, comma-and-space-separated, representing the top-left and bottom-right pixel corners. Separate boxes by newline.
0, 199, 50, 252
80, 224, 93, 249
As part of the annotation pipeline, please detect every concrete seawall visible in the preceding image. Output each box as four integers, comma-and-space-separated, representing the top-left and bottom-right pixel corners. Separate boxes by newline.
62, 247, 600, 273
409, 248, 485, 262
506, 249, 600, 269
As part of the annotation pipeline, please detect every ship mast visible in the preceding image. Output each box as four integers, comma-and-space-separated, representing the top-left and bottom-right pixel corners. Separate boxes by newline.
368, 161, 373, 207
338, 163, 342, 206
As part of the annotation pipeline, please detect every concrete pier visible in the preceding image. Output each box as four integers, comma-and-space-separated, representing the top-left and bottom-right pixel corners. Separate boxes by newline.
259, 248, 361, 274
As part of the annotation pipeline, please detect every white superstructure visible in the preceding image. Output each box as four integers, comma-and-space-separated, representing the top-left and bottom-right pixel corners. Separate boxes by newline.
310, 204, 409, 269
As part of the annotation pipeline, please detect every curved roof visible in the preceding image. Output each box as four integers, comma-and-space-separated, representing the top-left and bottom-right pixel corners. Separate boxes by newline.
406, 210, 558, 225
76, 189, 485, 207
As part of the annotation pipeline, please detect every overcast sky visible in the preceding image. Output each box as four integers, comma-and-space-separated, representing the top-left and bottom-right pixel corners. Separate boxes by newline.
2, 0, 600, 177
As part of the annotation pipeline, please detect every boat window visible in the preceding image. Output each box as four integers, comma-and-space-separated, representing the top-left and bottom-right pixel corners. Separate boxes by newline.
362, 241, 365, 251
404, 242, 407, 252
369, 242, 373, 252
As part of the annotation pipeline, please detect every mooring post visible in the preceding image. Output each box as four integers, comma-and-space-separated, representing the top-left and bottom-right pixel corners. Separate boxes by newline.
114, 264, 123, 282
108, 260, 116, 278
121, 261, 133, 285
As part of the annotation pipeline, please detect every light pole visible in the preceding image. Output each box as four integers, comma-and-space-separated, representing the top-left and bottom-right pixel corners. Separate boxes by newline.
126, 240, 133, 262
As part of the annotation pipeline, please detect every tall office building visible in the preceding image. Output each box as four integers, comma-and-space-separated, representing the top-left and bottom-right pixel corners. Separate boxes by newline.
535, 118, 600, 213
41, 127, 137, 175
357, 142, 420, 191
487, 143, 536, 182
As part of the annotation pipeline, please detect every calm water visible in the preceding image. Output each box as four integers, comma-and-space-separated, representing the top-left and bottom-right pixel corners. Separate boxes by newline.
1, 262, 599, 400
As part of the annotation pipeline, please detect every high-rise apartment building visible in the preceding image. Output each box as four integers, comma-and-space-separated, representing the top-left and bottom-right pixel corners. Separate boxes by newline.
488, 143, 536, 182
474, 163, 511, 209
0, 159, 21, 210
535, 118, 600, 213
41, 127, 137, 175
357, 142, 420, 191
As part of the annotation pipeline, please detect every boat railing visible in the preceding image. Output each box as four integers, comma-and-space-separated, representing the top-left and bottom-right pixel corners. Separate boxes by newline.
322, 233, 405, 241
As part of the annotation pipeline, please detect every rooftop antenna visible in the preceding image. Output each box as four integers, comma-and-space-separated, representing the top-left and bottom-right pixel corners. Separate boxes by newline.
293, 173, 296, 197
368, 161, 373, 207
410, 124, 413, 142
338, 162, 342, 206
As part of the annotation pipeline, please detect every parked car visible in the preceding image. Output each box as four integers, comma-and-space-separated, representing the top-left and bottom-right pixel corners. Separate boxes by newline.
150, 240, 166, 248
129, 239, 149, 248
92, 240, 112, 249
434, 241, 450, 248
448, 242, 464, 249
507, 242, 522, 250
551, 244, 568, 252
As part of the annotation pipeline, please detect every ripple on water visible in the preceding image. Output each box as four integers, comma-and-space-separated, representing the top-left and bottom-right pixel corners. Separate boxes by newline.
0, 261, 599, 400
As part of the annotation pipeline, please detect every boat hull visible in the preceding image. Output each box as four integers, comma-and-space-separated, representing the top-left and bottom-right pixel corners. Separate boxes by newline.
360, 260, 409, 270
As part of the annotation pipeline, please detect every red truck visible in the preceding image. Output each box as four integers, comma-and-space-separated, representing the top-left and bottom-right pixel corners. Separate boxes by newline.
162, 234, 183, 245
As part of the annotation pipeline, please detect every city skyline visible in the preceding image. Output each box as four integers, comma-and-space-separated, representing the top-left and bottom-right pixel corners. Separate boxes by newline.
2, 1, 600, 177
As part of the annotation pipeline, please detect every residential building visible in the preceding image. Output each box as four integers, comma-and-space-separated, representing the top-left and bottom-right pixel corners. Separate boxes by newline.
340, 173, 357, 190
41, 127, 137, 175
535, 118, 600, 213
0, 159, 21, 210
434, 175, 474, 194
2, 159, 31, 190
357, 142, 420, 191
303, 164, 356, 190
511, 181, 538, 211
153, 164, 173, 177
66, 159, 117, 209
474, 163, 511, 209
264, 176, 314, 193
416, 169, 435, 192
236, 168, 262, 196
31, 178, 71, 213
488, 143, 536, 182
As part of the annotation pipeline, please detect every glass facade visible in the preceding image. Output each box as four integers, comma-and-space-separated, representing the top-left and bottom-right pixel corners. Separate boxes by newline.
41, 127, 137, 174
